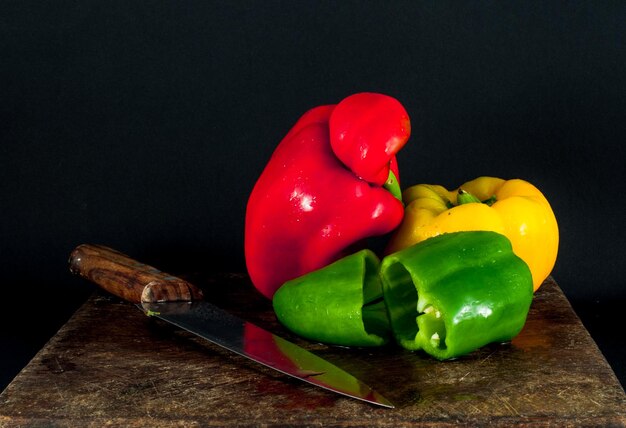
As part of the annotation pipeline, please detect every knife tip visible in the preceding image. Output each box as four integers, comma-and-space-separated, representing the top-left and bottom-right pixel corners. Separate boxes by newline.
370, 393, 395, 409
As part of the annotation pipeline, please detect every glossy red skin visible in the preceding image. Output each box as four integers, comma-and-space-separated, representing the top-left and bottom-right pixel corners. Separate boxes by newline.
329, 93, 411, 185
245, 104, 405, 299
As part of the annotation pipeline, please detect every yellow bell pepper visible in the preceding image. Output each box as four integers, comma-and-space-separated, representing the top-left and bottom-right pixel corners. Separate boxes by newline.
386, 176, 559, 291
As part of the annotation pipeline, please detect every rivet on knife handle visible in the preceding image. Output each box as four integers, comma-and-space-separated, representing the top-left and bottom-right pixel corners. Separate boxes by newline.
68, 244, 204, 304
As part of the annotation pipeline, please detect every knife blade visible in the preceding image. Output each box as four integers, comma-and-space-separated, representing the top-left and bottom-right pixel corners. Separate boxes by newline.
68, 244, 394, 408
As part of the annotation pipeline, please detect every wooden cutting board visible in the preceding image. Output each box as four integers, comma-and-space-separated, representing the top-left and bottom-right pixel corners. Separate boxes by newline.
1, 275, 624, 427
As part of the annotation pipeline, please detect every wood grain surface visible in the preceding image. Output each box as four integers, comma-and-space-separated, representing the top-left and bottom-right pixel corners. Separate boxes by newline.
1, 275, 624, 427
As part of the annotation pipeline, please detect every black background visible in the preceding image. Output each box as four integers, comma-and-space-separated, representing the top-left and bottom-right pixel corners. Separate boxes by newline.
2, 1, 625, 392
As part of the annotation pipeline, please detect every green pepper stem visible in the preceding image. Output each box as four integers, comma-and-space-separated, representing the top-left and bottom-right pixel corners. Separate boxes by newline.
383, 169, 403, 203
456, 189, 497, 207
457, 189, 481, 205
481, 195, 497, 206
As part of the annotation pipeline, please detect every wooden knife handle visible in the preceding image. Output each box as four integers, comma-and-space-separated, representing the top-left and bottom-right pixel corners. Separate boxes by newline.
68, 244, 204, 304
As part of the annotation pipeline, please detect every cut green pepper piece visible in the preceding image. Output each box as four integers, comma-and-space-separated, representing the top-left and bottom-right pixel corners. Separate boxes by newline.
380, 231, 533, 360
273, 249, 391, 347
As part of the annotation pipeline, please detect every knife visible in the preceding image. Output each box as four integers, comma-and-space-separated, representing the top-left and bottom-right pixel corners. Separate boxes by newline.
68, 244, 394, 408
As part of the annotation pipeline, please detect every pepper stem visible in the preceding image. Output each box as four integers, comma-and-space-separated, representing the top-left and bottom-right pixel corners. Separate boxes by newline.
383, 169, 403, 203
457, 189, 497, 206
457, 189, 481, 204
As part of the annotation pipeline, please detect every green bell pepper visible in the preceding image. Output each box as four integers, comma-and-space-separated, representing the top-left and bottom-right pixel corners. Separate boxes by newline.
380, 231, 533, 359
272, 249, 391, 347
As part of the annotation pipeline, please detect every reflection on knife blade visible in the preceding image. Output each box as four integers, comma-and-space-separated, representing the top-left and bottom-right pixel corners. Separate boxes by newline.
142, 300, 393, 408
69, 244, 394, 408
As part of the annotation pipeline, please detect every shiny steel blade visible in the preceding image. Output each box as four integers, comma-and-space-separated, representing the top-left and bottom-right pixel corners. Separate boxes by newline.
138, 301, 394, 408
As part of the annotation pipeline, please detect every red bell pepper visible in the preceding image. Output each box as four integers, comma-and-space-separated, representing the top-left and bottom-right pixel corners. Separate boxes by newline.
245, 93, 411, 299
